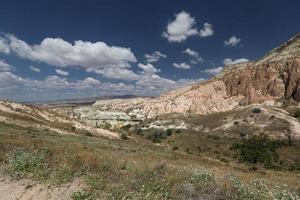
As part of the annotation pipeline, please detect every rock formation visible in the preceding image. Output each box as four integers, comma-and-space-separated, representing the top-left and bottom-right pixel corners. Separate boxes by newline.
75, 33, 300, 124
141, 33, 300, 116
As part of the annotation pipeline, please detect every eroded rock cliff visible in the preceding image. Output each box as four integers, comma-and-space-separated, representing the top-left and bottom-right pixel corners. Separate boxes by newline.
75, 33, 300, 124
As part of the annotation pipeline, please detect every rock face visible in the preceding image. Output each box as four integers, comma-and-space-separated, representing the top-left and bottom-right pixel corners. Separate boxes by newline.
141, 33, 300, 116
75, 33, 300, 124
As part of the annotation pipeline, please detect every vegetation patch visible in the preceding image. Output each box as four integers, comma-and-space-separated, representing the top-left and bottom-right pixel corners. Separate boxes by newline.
3, 148, 50, 180
231, 133, 282, 168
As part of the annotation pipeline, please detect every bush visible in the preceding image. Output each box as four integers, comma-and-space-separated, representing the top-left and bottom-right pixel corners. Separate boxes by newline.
120, 132, 128, 140
49, 166, 74, 185
175, 129, 182, 134
293, 109, 300, 118
147, 130, 168, 143
70, 191, 92, 200
231, 134, 282, 168
4, 148, 49, 179
165, 129, 172, 136
136, 128, 143, 135
172, 146, 179, 151
252, 107, 261, 113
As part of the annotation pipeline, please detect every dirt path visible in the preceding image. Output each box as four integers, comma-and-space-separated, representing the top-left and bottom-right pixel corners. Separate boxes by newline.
0, 173, 84, 200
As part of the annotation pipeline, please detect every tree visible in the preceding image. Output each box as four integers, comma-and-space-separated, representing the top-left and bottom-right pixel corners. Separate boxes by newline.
284, 129, 294, 146
231, 133, 282, 168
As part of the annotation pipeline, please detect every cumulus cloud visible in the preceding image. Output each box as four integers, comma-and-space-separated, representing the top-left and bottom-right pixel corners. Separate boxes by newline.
0, 32, 209, 100
0, 71, 205, 101
173, 62, 191, 69
30, 65, 40, 72
223, 58, 249, 66
1, 34, 137, 72
145, 51, 167, 63
0, 60, 13, 71
162, 11, 214, 42
162, 11, 198, 43
92, 67, 140, 81
183, 48, 204, 64
199, 23, 214, 37
55, 69, 69, 76
0, 71, 137, 101
0, 39, 10, 54
202, 67, 223, 75
183, 48, 199, 57
224, 36, 241, 46
137, 63, 159, 74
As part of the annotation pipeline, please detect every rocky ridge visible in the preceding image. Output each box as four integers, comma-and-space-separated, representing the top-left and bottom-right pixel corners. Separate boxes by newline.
73, 33, 300, 128
0, 101, 119, 139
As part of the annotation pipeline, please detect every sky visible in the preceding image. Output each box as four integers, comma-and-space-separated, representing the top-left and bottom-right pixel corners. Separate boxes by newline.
0, 0, 300, 101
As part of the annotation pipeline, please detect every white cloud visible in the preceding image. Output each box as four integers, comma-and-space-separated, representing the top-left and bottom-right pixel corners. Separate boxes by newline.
173, 62, 191, 69
199, 23, 214, 37
223, 58, 249, 66
145, 51, 167, 63
0, 69, 206, 101
30, 65, 40, 72
162, 11, 198, 43
0, 32, 210, 100
55, 69, 69, 76
224, 36, 241, 46
0, 60, 13, 71
93, 67, 140, 81
202, 67, 223, 75
183, 48, 199, 57
3, 34, 137, 71
162, 11, 214, 42
0, 39, 10, 54
138, 63, 159, 74
0, 71, 137, 101
177, 78, 206, 86
183, 48, 204, 64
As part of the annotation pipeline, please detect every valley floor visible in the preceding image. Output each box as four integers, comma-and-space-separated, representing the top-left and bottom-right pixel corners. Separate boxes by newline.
0, 120, 300, 199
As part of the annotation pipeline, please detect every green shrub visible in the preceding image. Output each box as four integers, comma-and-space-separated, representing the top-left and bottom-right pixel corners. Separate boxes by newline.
146, 130, 168, 143
120, 132, 128, 140
226, 177, 263, 200
271, 185, 300, 200
172, 146, 179, 151
70, 191, 92, 200
130, 164, 171, 199
293, 109, 300, 118
49, 166, 74, 185
231, 134, 282, 168
136, 128, 143, 135
165, 129, 172, 136
175, 129, 182, 134
252, 108, 262, 114
190, 169, 216, 190
4, 148, 49, 179
122, 124, 132, 131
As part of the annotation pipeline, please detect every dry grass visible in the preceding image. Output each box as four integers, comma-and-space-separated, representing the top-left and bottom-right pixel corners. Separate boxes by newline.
0, 121, 300, 199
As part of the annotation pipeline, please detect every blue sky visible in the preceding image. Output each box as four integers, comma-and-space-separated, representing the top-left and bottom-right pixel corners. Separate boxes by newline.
0, 0, 300, 101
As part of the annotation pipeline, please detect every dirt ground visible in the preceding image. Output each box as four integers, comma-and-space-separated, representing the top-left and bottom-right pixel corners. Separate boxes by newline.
0, 173, 84, 200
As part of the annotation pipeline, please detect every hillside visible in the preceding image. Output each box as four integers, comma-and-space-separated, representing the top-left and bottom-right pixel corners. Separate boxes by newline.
0, 34, 300, 200
71, 34, 300, 134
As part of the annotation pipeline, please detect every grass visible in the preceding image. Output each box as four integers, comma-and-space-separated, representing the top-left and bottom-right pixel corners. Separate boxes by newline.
0, 121, 300, 199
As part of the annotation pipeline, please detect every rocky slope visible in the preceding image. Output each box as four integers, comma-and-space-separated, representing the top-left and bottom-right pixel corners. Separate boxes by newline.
0, 101, 119, 139
143, 33, 300, 116
73, 33, 300, 128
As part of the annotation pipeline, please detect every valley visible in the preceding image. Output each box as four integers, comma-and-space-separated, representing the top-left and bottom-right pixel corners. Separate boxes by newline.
1, 27, 300, 200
